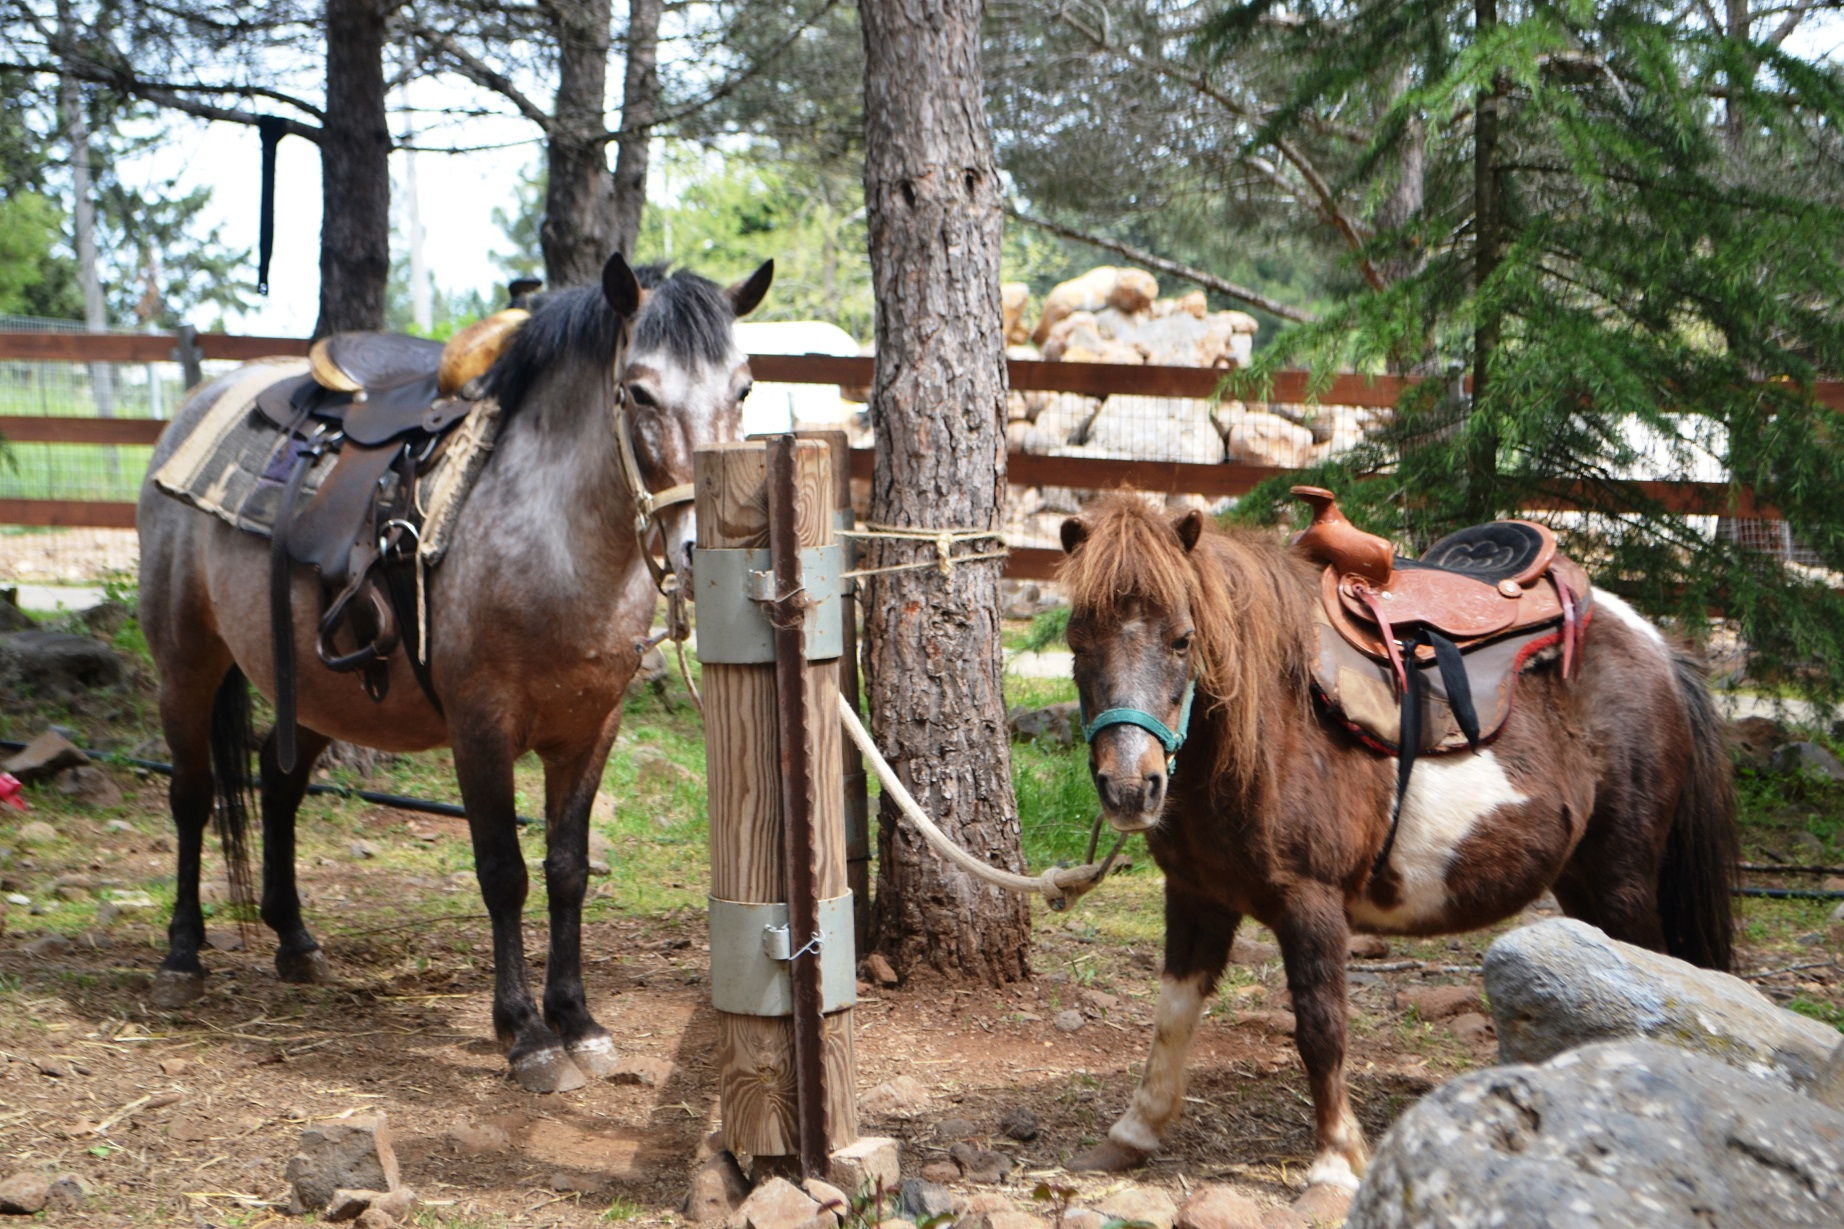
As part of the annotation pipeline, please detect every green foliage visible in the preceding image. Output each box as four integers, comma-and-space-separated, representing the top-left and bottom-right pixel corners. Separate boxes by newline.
1213, 1, 1844, 701
636, 146, 874, 339
0, 192, 62, 314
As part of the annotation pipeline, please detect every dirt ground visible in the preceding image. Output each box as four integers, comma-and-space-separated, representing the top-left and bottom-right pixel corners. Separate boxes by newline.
2, 526, 1841, 1228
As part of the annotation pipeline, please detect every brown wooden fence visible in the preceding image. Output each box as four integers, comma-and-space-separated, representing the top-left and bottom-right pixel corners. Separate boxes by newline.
0, 329, 1814, 580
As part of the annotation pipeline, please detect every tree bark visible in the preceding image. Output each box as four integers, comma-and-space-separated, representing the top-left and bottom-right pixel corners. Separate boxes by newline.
543, 0, 617, 287
609, 0, 662, 259
1466, 0, 1503, 522
857, 0, 1029, 983
314, 0, 391, 337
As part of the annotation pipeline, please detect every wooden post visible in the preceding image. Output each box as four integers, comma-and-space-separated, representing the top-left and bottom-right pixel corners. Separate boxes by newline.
797, 429, 872, 952
697, 438, 858, 1168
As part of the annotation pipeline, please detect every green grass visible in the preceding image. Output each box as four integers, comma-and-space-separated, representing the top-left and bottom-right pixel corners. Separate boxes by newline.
0, 442, 155, 502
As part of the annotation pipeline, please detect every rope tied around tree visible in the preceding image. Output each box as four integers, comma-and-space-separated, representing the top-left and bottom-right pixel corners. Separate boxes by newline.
838, 523, 1008, 579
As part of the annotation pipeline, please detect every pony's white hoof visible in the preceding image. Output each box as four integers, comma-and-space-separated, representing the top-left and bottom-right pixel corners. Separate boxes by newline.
150, 968, 206, 1009
1065, 1138, 1148, 1172
276, 947, 331, 985
566, 1035, 620, 1079
511, 1048, 587, 1093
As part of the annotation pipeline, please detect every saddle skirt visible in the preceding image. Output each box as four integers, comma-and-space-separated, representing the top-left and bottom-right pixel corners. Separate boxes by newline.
1292, 487, 1594, 756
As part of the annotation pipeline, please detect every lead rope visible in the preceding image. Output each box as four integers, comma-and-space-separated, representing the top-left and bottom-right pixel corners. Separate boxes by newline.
837, 695, 1125, 911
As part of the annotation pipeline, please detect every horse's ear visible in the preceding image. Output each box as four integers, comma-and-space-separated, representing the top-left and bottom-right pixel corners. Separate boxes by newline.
1174, 509, 1204, 553
602, 252, 641, 317
1060, 517, 1090, 555
727, 259, 774, 318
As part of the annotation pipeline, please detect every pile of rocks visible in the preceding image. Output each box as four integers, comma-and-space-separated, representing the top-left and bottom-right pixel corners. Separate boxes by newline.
998, 267, 1374, 548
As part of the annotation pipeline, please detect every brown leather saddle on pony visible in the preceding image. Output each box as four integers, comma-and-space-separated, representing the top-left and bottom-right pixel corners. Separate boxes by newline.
1290, 486, 1594, 862
258, 308, 529, 771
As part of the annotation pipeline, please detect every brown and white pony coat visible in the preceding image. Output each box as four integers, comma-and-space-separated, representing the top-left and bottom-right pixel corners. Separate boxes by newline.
1057, 491, 1737, 1192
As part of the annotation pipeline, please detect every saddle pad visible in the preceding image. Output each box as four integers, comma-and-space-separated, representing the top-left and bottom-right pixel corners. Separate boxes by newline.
1311, 601, 1592, 755
1419, 521, 1551, 584
152, 362, 502, 569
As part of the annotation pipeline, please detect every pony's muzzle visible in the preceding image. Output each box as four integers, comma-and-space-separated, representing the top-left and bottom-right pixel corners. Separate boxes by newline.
1094, 769, 1166, 830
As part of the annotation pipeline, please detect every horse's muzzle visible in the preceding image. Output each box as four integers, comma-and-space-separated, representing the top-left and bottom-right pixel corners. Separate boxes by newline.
1095, 770, 1165, 831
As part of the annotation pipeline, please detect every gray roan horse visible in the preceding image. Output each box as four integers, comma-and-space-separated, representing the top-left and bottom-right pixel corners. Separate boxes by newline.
137, 253, 772, 1092
1056, 491, 1736, 1193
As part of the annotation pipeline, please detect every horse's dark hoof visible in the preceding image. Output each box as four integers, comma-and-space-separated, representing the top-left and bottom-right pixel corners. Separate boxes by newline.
1066, 1138, 1148, 1172
150, 969, 206, 1009
566, 1034, 620, 1079
510, 1048, 588, 1093
276, 947, 331, 984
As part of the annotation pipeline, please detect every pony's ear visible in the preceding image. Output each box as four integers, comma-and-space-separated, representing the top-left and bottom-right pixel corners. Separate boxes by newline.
602, 252, 641, 317
727, 259, 775, 318
1174, 509, 1204, 553
1060, 517, 1090, 555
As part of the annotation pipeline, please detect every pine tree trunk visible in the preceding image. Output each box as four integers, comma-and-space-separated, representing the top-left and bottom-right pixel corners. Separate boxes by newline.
314, 0, 390, 337
543, 0, 616, 288
609, 0, 662, 259
857, 0, 1029, 984
1466, 0, 1503, 523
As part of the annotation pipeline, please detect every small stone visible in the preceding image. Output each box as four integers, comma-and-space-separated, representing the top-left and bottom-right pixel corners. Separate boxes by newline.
355, 1209, 397, 1229
104, 819, 132, 833
983, 1215, 1049, 1229
44, 1174, 88, 1211
1796, 931, 1828, 947
53, 765, 122, 808
1347, 934, 1390, 959
23, 934, 69, 958
284, 1115, 401, 1214
348, 841, 379, 860
325, 1188, 385, 1221
4, 730, 88, 783
861, 1076, 930, 1117
1177, 1185, 1265, 1229
1097, 1185, 1178, 1229
803, 1178, 850, 1217
1396, 984, 1483, 1021
997, 1107, 1038, 1142
16, 821, 56, 846
921, 1160, 961, 1184
899, 1179, 961, 1223
864, 953, 900, 987
1448, 1012, 1495, 1045
830, 1136, 900, 1195
682, 1151, 749, 1223
1078, 988, 1119, 1014
4, 893, 27, 906
449, 1123, 510, 1155
1236, 1010, 1296, 1036
35, 1057, 71, 1078
1788, 829, 1829, 858
609, 1056, 671, 1087
1058, 1211, 1106, 1229
549, 1172, 595, 1193
0, 1173, 50, 1215
936, 1117, 978, 1142
739, 1176, 822, 1229
950, 1145, 1013, 1185
1053, 1010, 1085, 1033
1289, 1184, 1351, 1225
158, 1057, 192, 1076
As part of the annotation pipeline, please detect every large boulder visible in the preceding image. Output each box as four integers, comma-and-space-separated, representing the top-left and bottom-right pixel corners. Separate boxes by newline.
0, 631, 125, 699
1348, 1040, 1844, 1228
1035, 268, 1134, 345
1223, 411, 1316, 468
1002, 283, 1032, 346
1484, 918, 1841, 1090
1086, 396, 1225, 463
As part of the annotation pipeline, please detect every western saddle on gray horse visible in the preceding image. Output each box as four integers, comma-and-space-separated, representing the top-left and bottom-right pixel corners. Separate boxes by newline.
155, 306, 531, 771
1290, 486, 1594, 863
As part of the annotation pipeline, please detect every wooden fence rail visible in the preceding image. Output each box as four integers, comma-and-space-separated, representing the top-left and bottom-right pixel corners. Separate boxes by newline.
0, 329, 1812, 580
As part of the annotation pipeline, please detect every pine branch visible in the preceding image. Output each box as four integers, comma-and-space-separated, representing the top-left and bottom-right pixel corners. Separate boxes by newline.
407, 21, 554, 132
1005, 206, 1317, 323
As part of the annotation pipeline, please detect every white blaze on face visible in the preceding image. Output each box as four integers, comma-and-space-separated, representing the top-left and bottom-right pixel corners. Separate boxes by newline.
1348, 749, 1528, 931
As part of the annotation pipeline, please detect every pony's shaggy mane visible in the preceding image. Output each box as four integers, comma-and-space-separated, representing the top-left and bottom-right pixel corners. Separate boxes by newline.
481, 283, 623, 416
633, 264, 738, 366
1058, 490, 1316, 785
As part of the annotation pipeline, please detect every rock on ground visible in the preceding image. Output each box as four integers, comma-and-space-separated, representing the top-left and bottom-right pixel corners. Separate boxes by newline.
739, 1176, 829, 1229
284, 1115, 401, 1214
1484, 918, 1841, 1088
1348, 1040, 1844, 1228
1177, 1184, 1266, 1229
0, 630, 125, 699
860, 1076, 930, 1118
828, 1136, 900, 1197
0, 1173, 49, 1215
681, 1151, 749, 1224
1097, 1185, 1179, 1229
3, 729, 89, 783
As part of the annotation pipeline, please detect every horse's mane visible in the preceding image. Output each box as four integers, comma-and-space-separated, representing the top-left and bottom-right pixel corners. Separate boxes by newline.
1058, 490, 1315, 785
480, 283, 623, 416
633, 264, 737, 366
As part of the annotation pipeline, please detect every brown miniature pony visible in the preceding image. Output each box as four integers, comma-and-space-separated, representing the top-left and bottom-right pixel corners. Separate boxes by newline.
137, 254, 772, 1093
1056, 491, 1737, 1193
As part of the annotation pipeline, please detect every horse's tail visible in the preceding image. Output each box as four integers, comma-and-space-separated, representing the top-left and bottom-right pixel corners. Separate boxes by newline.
1659, 652, 1739, 971
208, 666, 258, 931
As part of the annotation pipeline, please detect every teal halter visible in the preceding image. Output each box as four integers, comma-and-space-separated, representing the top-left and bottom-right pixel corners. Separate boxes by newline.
1081, 679, 1197, 774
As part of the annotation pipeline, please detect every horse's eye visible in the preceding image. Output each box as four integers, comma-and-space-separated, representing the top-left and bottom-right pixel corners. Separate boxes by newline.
629, 385, 658, 409
1172, 632, 1194, 653
737, 382, 753, 403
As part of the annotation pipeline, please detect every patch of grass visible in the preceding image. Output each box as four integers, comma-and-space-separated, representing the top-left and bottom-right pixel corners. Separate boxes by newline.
1787, 995, 1844, 1032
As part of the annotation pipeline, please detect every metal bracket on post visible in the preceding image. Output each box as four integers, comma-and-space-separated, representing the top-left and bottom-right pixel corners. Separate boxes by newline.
692, 543, 844, 664
708, 893, 858, 1016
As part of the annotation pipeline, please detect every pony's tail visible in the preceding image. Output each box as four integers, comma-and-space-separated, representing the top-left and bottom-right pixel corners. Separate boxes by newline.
207, 666, 258, 934
1658, 652, 1739, 971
